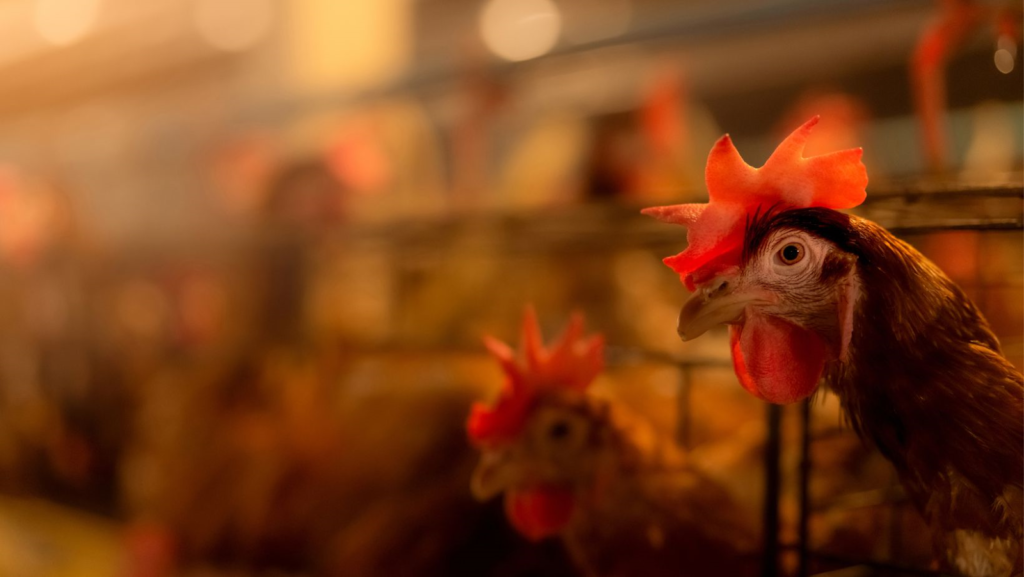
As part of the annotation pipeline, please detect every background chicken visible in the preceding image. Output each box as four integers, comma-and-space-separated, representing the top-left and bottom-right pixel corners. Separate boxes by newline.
646, 118, 1024, 576
121, 346, 577, 577
467, 309, 760, 577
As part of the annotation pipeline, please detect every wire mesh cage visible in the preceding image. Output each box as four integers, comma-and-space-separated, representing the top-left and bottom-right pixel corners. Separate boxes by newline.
320, 177, 1022, 576
0, 176, 1017, 576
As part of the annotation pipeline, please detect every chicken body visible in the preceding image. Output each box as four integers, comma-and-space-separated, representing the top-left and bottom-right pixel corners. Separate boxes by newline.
475, 390, 759, 577
469, 313, 758, 577
564, 461, 760, 577
123, 350, 569, 577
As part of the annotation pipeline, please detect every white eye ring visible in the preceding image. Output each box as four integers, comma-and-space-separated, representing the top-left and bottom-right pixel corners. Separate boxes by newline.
777, 242, 805, 266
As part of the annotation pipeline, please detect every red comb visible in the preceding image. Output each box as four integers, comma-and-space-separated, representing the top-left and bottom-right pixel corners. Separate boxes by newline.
642, 116, 868, 289
467, 308, 605, 446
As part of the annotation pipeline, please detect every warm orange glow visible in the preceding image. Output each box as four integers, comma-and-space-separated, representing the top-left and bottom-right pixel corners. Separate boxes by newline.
194, 0, 274, 52
33, 0, 101, 47
287, 0, 412, 93
566, 0, 632, 43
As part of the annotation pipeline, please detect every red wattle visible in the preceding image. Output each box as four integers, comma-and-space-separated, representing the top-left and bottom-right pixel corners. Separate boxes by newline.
505, 485, 576, 541
729, 313, 827, 404
730, 325, 765, 400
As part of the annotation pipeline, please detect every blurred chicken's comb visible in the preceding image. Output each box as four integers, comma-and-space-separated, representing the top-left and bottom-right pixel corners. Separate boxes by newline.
642, 116, 868, 287
467, 307, 604, 446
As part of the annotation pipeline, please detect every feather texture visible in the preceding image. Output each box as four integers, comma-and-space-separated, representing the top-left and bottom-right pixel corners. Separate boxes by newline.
748, 208, 1024, 575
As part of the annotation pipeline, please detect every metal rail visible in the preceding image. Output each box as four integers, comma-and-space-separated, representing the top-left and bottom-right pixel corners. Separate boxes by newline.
296, 184, 1021, 577
336, 183, 1020, 576
326, 180, 1024, 258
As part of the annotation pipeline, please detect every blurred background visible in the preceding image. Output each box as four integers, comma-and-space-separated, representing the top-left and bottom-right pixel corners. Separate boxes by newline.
0, 0, 1019, 575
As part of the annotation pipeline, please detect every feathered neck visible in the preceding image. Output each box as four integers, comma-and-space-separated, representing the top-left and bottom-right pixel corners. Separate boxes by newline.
825, 217, 1007, 422
823, 217, 1023, 535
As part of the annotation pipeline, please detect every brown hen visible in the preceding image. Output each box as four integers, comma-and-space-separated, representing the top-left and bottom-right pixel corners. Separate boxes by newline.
468, 309, 760, 577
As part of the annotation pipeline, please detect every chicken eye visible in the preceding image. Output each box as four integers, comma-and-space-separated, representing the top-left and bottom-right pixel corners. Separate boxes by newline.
533, 408, 588, 454
778, 243, 805, 265
548, 420, 571, 441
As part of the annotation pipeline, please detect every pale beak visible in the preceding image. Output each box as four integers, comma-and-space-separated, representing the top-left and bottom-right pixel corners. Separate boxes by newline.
677, 274, 773, 341
470, 448, 520, 501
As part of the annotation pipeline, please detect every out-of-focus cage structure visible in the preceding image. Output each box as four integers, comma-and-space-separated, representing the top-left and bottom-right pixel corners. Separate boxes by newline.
0, 176, 1018, 576
316, 178, 1022, 576
0, 0, 1019, 575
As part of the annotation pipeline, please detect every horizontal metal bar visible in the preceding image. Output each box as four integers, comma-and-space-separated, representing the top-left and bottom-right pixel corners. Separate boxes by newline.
323, 183, 1024, 258
778, 544, 960, 575
329, 342, 732, 370
807, 552, 961, 577
810, 487, 909, 513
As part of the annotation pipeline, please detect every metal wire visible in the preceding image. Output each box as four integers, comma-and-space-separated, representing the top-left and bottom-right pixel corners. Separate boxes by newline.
325, 180, 1024, 259
764, 404, 784, 577
341, 183, 1021, 577
798, 400, 812, 577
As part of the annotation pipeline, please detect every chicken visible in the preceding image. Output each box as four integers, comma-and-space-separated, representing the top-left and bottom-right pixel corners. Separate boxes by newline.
467, 309, 759, 577
644, 118, 1024, 576
122, 348, 575, 577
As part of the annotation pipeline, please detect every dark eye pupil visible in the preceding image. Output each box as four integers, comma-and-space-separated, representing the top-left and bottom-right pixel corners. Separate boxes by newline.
782, 245, 800, 262
549, 421, 571, 440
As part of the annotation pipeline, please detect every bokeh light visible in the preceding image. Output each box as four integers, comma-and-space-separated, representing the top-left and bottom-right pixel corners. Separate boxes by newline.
995, 37, 1016, 74
995, 49, 1015, 74
194, 0, 274, 53
479, 0, 561, 62
33, 0, 101, 47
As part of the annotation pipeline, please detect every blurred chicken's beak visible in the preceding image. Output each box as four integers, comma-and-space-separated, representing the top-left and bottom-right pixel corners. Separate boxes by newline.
678, 274, 773, 341
471, 448, 519, 501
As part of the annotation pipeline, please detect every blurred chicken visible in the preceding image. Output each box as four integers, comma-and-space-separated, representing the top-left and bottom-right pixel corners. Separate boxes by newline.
122, 347, 575, 577
646, 118, 1023, 576
467, 309, 759, 577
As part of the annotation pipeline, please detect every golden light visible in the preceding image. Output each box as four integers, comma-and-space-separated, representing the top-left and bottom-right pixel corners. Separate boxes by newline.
33, 0, 101, 47
194, 0, 274, 53
479, 0, 561, 62
286, 0, 413, 94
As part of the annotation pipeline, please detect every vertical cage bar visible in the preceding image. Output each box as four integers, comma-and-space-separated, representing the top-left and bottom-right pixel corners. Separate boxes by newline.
675, 365, 692, 449
797, 399, 812, 577
762, 403, 782, 577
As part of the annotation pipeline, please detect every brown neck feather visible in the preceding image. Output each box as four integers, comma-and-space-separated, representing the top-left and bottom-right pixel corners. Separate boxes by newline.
824, 218, 1023, 532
